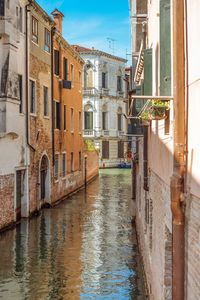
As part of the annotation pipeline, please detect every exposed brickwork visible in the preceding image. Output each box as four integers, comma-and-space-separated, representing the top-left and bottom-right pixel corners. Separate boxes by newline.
0, 174, 15, 229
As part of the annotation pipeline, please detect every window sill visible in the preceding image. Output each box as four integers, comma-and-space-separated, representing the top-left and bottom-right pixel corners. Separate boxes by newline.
31, 40, 39, 47
71, 131, 74, 134
43, 115, 50, 119
54, 128, 60, 131
30, 113, 37, 117
54, 178, 59, 183
62, 176, 66, 181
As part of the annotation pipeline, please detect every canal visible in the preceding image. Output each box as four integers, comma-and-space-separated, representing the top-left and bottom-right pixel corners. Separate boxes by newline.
0, 169, 145, 300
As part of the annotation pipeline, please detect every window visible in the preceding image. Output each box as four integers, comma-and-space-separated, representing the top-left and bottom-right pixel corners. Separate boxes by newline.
79, 71, 82, 92
84, 104, 93, 130
30, 80, 36, 114
54, 154, 59, 180
19, 7, 22, 32
55, 101, 60, 129
102, 72, 106, 88
54, 50, 59, 75
18, 75, 22, 113
63, 57, 68, 80
79, 111, 81, 133
70, 64, 74, 87
79, 152, 81, 170
64, 105, 66, 130
0, 0, 4, 16
118, 141, 124, 158
16, 6, 18, 16
32, 17, 38, 44
117, 107, 123, 131
62, 153, 66, 177
43, 86, 49, 116
71, 108, 74, 132
117, 76, 122, 91
102, 141, 109, 159
71, 152, 74, 172
102, 104, 108, 130
45, 29, 50, 52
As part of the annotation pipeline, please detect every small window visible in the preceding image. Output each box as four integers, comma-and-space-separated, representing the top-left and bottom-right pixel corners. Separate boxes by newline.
71, 108, 74, 132
118, 107, 123, 131
118, 141, 124, 158
43, 86, 49, 116
18, 75, 22, 113
19, 7, 22, 32
117, 76, 122, 91
55, 101, 60, 129
71, 152, 74, 172
64, 105, 66, 130
45, 29, 50, 52
30, 80, 36, 114
79, 71, 82, 92
54, 50, 59, 75
79, 152, 81, 170
0, 0, 4, 16
102, 72, 106, 88
70, 64, 74, 87
79, 111, 81, 133
32, 17, 38, 44
102, 141, 109, 159
62, 153, 66, 177
16, 6, 18, 16
54, 154, 59, 180
63, 57, 68, 80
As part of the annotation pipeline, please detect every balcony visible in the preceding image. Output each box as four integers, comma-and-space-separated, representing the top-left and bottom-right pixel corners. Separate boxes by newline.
102, 130, 109, 136
83, 129, 96, 137
118, 131, 124, 137
83, 87, 98, 97
100, 88, 109, 96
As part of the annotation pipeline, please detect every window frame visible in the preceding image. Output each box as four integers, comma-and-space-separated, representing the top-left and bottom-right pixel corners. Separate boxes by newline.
54, 101, 60, 130
18, 74, 23, 113
44, 28, 50, 53
43, 86, 49, 117
71, 152, 74, 172
54, 49, 60, 76
32, 16, 38, 44
71, 107, 74, 133
29, 79, 36, 115
62, 152, 66, 178
54, 153, 59, 181
70, 64, 74, 87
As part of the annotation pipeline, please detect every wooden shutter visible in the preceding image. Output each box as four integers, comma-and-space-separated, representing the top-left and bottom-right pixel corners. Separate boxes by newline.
54, 50, 59, 75
63, 57, 68, 80
160, 0, 171, 96
102, 141, 109, 159
144, 48, 153, 96
18, 75, 22, 113
56, 102, 60, 129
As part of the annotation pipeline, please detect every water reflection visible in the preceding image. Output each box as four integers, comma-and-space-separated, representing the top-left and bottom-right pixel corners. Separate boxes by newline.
0, 169, 145, 300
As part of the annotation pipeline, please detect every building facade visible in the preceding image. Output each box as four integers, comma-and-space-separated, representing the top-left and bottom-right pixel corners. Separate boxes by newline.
0, 0, 29, 229
130, 0, 200, 299
73, 46, 128, 168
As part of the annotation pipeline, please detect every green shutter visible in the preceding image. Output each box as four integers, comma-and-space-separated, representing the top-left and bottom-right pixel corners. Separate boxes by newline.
160, 0, 171, 96
144, 48, 153, 96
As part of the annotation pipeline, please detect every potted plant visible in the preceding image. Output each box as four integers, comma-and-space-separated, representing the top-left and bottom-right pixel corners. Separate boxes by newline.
148, 100, 170, 120
139, 112, 151, 126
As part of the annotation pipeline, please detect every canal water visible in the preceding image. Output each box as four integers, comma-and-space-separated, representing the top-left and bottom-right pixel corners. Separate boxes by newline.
0, 169, 145, 300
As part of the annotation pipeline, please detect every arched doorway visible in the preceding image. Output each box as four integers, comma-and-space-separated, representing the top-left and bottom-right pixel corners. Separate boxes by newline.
40, 155, 50, 202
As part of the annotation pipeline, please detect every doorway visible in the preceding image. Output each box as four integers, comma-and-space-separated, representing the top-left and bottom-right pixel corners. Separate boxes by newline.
40, 155, 50, 202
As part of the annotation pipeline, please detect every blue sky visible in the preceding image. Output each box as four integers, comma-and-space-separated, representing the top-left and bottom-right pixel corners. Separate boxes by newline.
37, 0, 131, 64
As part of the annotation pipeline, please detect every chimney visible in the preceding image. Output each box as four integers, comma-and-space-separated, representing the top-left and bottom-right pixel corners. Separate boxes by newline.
51, 9, 64, 35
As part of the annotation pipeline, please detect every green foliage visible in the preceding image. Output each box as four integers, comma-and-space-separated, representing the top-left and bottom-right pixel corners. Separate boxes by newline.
152, 99, 170, 106
140, 112, 150, 120
85, 139, 96, 150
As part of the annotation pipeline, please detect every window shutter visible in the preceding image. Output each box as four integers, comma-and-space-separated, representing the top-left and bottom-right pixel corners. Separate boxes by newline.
56, 102, 60, 129
63, 57, 68, 80
144, 48, 152, 96
160, 0, 171, 96
54, 50, 59, 75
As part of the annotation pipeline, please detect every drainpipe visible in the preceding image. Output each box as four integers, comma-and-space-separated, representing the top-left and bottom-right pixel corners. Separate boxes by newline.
25, 1, 35, 152
171, 0, 185, 299
51, 27, 55, 165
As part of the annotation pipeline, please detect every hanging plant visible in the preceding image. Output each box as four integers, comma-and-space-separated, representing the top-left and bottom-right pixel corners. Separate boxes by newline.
148, 100, 170, 120
139, 112, 151, 126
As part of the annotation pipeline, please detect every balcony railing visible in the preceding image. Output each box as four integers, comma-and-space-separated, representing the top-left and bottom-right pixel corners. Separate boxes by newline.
83, 88, 98, 97
83, 129, 96, 137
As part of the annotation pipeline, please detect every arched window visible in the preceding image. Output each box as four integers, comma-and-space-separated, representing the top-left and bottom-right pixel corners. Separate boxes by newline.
84, 104, 93, 130
102, 64, 107, 89
117, 107, 123, 131
84, 64, 93, 89
117, 69, 122, 92
102, 104, 108, 130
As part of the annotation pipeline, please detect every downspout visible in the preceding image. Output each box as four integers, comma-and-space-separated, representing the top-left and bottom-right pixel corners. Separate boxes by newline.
25, 1, 35, 152
171, 0, 185, 299
51, 27, 55, 165
142, 22, 148, 191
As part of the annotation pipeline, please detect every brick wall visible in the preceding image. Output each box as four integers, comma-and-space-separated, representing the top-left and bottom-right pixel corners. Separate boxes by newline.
0, 174, 15, 229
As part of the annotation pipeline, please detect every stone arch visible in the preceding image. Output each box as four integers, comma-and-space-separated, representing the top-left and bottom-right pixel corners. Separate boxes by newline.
40, 154, 50, 203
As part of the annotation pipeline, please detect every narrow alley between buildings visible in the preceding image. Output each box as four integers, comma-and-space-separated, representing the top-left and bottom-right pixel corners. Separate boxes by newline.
0, 169, 146, 300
